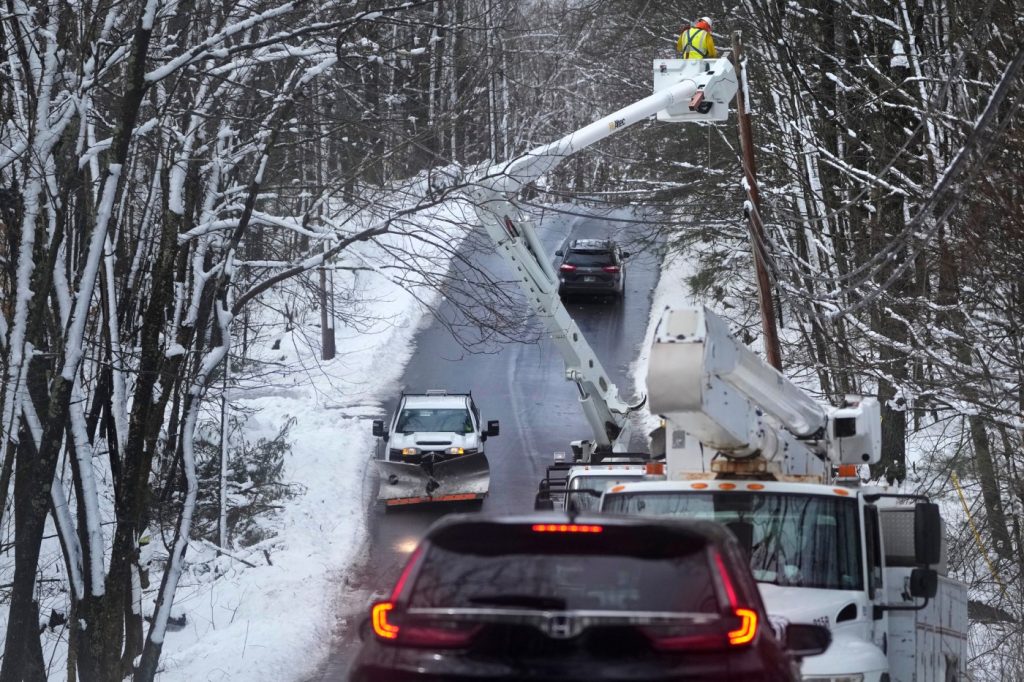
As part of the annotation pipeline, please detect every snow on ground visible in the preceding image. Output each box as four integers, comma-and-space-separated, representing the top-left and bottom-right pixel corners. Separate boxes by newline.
153, 196, 475, 681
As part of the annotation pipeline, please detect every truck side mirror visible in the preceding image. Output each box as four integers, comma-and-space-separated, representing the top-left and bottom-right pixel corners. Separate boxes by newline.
534, 495, 555, 511
486, 420, 500, 437
914, 502, 942, 566
784, 622, 831, 659
621, 251, 631, 259
909, 567, 938, 599
555, 249, 564, 256
372, 420, 385, 438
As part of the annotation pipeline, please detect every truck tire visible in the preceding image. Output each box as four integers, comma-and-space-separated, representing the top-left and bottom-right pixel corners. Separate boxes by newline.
945, 658, 959, 682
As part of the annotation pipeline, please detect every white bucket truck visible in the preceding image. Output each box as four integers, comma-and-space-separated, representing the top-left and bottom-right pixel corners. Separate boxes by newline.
463, 55, 967, 680
599, 307, 967, 682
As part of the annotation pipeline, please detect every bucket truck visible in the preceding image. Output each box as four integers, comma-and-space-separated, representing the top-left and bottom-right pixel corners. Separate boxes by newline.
598, 307, 968, 682
371, 57, 738, 504
465, 58, 739, 463
459, 53, 967, 680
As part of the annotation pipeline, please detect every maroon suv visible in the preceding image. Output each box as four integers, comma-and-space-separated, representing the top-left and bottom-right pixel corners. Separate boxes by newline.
350, 513, 831, 681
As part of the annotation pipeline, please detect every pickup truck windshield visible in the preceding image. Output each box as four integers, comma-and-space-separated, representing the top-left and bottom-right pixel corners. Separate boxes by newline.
602, 491, 863, 591
396, 408, 473, 433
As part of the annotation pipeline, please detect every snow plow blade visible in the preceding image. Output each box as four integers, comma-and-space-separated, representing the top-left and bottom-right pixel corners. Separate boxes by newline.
376, 453, 490, 506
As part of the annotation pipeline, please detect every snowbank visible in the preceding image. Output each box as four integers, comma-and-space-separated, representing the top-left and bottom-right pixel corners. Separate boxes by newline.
153, 198, 472, 681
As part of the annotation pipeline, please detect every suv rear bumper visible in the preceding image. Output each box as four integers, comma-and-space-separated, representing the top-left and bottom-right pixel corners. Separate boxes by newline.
352, 644, 782, 681
558, 280, 621, 295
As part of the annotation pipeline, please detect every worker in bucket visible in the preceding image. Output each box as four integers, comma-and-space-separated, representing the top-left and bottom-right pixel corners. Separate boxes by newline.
676, 17, 717, 58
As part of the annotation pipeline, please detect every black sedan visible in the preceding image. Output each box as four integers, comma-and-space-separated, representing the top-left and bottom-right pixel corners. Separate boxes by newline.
350, 513, 830, 681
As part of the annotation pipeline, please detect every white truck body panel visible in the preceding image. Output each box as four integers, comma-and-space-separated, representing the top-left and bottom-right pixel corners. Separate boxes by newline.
600, 481, 968, 680
886, 572, 968, 681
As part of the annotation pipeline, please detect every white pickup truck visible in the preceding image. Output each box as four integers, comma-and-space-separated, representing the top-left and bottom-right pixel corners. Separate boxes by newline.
372, 390, 499, 507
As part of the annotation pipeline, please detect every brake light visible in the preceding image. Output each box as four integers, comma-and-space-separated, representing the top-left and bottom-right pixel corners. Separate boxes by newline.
531, 523, 603, 533
370, 601, 481, 647
713, 552, 759, 646
390, 545, 424, 600
559, 264, 577, 272
372, 602, 399, 639
602, 265, 620, 273
713, 553, 739, 605
728, 608, 758, 645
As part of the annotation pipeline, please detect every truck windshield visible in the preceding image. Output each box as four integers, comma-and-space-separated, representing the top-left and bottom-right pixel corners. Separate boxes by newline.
602, 491, 863, 591
396, 408, 473, 433
567, 475, 644, 512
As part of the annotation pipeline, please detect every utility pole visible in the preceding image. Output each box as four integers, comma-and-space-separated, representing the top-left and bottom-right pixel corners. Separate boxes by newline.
732, 31, 783, 370
219, 353, 229, 552
319, 242, 336, 360
315, 80, 336, 361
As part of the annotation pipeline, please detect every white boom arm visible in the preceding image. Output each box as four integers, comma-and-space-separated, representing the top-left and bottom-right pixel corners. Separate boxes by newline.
466, 59, 738, 459
647, 307, 881, 479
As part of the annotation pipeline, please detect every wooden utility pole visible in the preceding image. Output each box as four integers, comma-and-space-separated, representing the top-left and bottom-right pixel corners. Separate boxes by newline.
319, 244, 336, 361
732, 31, 783, 370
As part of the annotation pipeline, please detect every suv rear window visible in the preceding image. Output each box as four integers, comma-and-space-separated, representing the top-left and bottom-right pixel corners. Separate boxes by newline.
565, 251, 614, 267
408, 523, 719, 613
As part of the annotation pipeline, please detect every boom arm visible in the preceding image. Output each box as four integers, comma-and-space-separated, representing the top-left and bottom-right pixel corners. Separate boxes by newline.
647, 307, 881, 479
466, 59, 738, 459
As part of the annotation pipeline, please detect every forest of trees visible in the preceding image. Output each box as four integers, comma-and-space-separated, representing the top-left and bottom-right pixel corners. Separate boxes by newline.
0, 0, 1020, 680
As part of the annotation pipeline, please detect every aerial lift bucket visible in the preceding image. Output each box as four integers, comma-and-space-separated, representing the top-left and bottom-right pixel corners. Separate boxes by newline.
376, 452, 490, 507
652, 58, 737, 122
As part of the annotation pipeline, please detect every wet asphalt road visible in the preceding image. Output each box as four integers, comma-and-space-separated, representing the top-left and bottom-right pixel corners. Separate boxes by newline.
310, 207, 661, 680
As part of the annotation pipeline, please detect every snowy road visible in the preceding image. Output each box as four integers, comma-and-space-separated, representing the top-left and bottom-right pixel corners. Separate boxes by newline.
309, 207, 661, 680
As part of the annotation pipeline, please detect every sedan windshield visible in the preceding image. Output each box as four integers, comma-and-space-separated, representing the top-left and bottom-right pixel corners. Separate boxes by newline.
602, 492, 863, 591
396, 408, 473, 433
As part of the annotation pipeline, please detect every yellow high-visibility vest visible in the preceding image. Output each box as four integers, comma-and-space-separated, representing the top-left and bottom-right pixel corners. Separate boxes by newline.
676, 28, 717, 59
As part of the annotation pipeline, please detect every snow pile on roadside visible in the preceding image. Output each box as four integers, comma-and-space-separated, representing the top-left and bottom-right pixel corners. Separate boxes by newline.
152, 197, 476, 681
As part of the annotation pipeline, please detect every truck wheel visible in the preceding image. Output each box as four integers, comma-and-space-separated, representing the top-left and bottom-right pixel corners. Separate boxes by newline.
945, 659, 959, 682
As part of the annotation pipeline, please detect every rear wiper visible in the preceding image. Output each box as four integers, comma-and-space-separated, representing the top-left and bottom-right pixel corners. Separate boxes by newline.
468, 594, 566, 610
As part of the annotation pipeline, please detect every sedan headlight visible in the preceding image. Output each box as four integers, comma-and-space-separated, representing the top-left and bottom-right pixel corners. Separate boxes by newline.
803, 675, 864, 682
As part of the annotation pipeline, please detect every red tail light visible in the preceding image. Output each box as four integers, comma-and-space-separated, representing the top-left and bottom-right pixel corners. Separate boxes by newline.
713, 552, 759, 646
559, 264, 577, 272
370, 601, 481, 647
531, 523, 603, 533
602, 265, 620, 273
372, 602, 400, 640
728, 608, 758, 645
642, 607, 757, 652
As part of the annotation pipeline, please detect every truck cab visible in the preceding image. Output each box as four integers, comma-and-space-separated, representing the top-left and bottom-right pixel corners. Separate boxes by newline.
600, 480, 967, 681
534, 459, 650, 512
